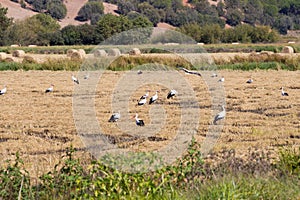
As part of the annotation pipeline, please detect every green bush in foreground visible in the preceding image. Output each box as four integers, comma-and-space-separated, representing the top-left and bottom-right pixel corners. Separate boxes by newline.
0, 144, 299, 199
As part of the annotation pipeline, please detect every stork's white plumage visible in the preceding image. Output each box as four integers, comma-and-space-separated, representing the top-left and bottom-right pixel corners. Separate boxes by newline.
218, 76, 225, 82
84, 74, 89, 80
149, 91, 158, 104
180, 67, 201, 76
167, 89, 177, 99
72, 75, 79, 84
246, 78, 253, 84
45, 84, 54, 93
108, 111, 121, 122
133, 113, 144, 126
211, 73, 218, 77
0, 85, 7, 95
281, 87, 289, 96
138, 97, 147, 106
213, 105, 226, 125
140, 91, 149, 100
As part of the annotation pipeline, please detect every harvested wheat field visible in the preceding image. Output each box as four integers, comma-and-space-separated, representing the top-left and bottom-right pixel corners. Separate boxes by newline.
0, 70, 299, 178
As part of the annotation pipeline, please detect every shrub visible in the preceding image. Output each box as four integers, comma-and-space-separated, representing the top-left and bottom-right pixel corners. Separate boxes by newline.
277, 147, 300, 177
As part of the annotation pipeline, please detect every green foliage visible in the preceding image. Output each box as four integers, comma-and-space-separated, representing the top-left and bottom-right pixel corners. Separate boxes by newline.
0, 5, 13, 45
277, 147, 300, 177
31, 0, 47, 12
0, 58, 80, 71
76, 1, 104, 22
96, 14, 133, 40
47, 0, 67, 20
1, 144, 300, 199
137, 2, 161, 26
0, 152, 32, 199
193, 175, 300, 200
3, 13, 60, 46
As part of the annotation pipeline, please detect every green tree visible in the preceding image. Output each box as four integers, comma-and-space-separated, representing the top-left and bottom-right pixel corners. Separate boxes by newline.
61, 25, 81, 45
76, 1, 104, 21
130, 15, 153, 28
47, 0, 67, 20
96, 14, 133, 40
216, 1, 225, 17
179, 23, 202, 42
243, 0, 263, 25
117, 0, 137, 15
235, 24, 254, 43
274, 15, 294, 34
32, 0, 47, 12
138, 2, 161, 26
226, 8, 244, 26
3, 13, 59, 45
200, 24, 222, 44
77, 24, 102, 45
250, 25, 278, 42
221, 28, 238, 43
0, 5, 13, 45
151, 0, 172, 9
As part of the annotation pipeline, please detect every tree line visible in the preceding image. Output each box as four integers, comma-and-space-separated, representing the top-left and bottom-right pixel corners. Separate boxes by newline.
0, 1, 286, 46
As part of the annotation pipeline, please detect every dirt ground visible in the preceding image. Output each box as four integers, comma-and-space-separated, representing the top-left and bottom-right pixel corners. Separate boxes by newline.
0, 69, 299, 178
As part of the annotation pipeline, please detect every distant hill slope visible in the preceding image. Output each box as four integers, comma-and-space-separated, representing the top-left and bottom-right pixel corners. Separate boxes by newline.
1, 0, 36, 21
1, 0, 118, 28
59, 0, 89, 27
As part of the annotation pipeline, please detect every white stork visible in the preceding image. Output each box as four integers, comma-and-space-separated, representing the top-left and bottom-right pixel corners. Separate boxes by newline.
149, 91, 158, 104
0, 85, 7, 95
108, 111, 121, 122
246, 78, 253, 84
213, 105, 226, 125
167, 89, 177, 99
132, 113, 145, 126
45, 84, 54, 93
218, 76, 225, 82
138, 97, 147, 106
137, 70, 143, 75
180, 67, 201, 76
211, 73, 218, 77
84, 73, 89, 80
72, 75, 79, 84
281, 87, 289, 96
140, 91, 149, 100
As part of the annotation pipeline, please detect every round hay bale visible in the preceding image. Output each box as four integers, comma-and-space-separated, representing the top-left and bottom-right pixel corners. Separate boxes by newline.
0, 52, 7, 61
28, 45, 37, 47
4, 57, 14, 62
71, 51, 84, 61
260, 51, 274, 56
12, 50, 25, 57
10, 44, 19, 47
22, 55, 36, 64
67, 49, 78, 57
107, 48, 121, 56
129, 48, 141, 55
93, 49, 107, 57
77, 49, 86, 58
281, 46, 294, 53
